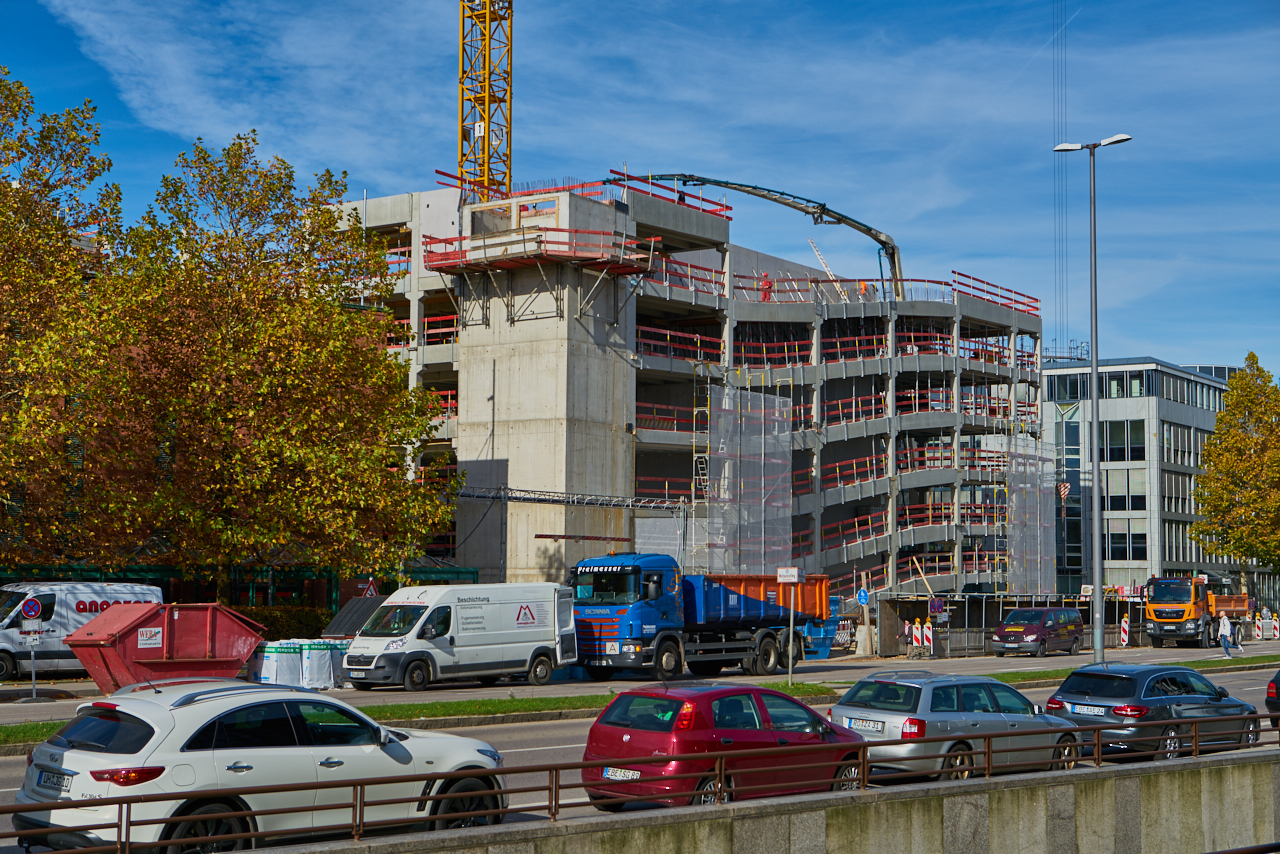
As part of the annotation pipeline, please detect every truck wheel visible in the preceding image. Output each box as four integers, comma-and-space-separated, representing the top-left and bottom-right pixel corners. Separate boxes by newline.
0, 652, 15, 681
741, 656, 760, 676
1199, 627, 1211, 649
756, 638, 780, 676
1151, 636, 1163, 648
528, 655, 553, 687
403, 660, 432, 692
782, 633, 804, 668
584, 666, 614, 681
688, 661, 723, 677
654, 642, 681, 682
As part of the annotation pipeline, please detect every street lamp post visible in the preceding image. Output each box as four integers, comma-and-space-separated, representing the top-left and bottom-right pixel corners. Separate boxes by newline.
1054, 133, 1131, 664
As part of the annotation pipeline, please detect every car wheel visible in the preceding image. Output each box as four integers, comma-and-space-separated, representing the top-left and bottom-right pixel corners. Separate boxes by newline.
654, 642, 682, 682
528, 654, 553, 687
1069, 638, 1080, 656
1151, 636, 1164, 648
0, 652, 15, 681
1035, 642, 1047, 658
691, 776, 727, 805
1051, 735, 1079, 770
351, 681, 375, 692
589, 793, 623, 813
756, 638, 780, 676
994, 650, 1005, 658
476, 676, 500, 687
1242, 717, 1260, 745
688, 661, 723, 677
431, 777, 500, 830
403, 660, 432, 692
942, 745, 974, 779
163, 802, 250, 854
584, 666, 614, 682
832, 760, 860, 791
1158, 726, 1182, 761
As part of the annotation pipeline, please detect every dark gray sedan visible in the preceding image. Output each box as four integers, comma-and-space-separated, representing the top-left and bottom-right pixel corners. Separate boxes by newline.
1046, 664, 1258, 759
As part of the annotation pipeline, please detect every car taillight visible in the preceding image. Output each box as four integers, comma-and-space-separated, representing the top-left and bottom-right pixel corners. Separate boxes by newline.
91, 702, 119, 710
673, 701, 696, 731
89, 767, 165, 786
901, 718, 926, 739
26, 752, 32, 767
1045, 697, 1065, 711
1112, 705, 1150, 719
827, 707, 832, 719
1269, 682, 1276, 700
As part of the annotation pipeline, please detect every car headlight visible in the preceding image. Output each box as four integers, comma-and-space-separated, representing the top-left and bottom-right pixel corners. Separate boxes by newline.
1146, 623, 1155, 631
1184, 620, 1197, 629
622, 644, 638, 653
385, 637, 408, 651
477, 748, 504, 767
1024, 634, 1037, 642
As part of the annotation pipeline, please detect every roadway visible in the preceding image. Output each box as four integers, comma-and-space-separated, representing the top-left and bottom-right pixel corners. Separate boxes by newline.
0, 644, 1274, 851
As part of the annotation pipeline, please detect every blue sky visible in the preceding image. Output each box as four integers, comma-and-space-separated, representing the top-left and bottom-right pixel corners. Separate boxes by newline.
4, 0, 1278, 369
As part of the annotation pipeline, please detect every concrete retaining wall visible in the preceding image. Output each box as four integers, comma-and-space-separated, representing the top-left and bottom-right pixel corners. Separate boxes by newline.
275, 748, 1280, 854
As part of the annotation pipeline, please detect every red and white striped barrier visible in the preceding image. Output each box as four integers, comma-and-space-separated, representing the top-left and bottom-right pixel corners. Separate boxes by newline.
1257, 615, 1264, 640
1120, 614, 1129, 647
1273, 619, 1278, 641
912, 620, 923, 646
923, 621, 934, 650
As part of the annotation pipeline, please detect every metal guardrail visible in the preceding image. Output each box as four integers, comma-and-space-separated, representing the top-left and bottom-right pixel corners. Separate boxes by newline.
4, 712, 1273, 854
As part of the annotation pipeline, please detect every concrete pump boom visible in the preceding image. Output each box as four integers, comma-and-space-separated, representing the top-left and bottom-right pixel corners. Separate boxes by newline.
631, 174, 905, 300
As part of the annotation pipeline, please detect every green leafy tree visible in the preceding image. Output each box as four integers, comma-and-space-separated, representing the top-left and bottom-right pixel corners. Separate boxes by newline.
1191, 352, 1280, 572
97, 133, 456, 598
0, 67, 120, 564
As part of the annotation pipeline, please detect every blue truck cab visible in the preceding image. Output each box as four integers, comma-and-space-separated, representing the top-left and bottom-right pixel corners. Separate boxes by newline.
571, 553, 681, 677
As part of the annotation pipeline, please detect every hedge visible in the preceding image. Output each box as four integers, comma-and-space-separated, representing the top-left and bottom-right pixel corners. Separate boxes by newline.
237, 605, 334, 641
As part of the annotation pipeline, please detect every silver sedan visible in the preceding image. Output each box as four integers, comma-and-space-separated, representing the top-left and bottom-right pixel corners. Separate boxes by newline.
829, 670, 1078, 778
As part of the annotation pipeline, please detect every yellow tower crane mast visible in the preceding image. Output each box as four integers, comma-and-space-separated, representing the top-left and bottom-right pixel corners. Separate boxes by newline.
458, 0, 513, 203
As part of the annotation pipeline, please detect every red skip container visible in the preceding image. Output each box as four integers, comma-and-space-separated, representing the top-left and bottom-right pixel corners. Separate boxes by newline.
65, 603, 266, 695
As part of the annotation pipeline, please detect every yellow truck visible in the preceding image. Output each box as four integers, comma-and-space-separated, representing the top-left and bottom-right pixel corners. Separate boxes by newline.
1143, 576, 1249, 648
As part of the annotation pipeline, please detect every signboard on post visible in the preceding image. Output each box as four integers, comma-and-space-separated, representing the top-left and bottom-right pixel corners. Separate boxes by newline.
20, 599, 41, 621
776, 566, 804, 584
856, 589, 869, 607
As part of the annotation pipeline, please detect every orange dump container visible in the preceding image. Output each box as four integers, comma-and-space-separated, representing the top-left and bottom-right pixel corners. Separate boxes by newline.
65, 603, 266, 695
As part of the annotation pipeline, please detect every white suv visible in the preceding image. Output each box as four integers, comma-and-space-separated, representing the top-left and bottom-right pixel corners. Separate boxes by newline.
14, 678, 506, 850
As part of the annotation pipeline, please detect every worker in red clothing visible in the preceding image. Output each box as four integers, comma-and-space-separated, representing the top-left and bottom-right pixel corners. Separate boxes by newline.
761, 275, 774, 302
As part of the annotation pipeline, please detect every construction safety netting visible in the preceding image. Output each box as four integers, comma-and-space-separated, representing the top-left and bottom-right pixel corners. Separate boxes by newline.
1004, 428, 1056, 593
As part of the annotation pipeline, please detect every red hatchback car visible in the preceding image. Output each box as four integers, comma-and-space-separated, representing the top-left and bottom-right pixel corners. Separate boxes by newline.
582, 684, 864, 809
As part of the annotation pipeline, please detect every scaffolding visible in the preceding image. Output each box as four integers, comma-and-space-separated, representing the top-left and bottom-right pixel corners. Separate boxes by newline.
1004, 428, 1056, 593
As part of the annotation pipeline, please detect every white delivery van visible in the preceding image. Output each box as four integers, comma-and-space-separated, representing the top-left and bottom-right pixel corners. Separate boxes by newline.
342, 583, 577, 690
0, 582, 163, 679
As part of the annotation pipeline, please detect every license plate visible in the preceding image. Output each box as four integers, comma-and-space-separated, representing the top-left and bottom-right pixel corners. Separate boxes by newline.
37, 770, 70, 792
587, 659, 610, 667
349, 671, 365, 679
845, 717, 885, 733
603, 767, 641, 781
1004, 642, 1021, 648
1071, 704, 1105, 716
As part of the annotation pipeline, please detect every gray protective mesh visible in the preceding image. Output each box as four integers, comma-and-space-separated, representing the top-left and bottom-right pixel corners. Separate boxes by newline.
1005, 429, 1056, 593
705, 386, 792, 574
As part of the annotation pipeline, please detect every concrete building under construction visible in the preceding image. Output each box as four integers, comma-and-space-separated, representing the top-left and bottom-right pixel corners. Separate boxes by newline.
356, 173, 1047, 596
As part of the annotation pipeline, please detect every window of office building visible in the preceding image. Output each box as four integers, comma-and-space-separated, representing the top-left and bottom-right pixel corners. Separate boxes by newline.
1103, 370, 1154, 399
1104, 419, 1145, 462
1105, 468, 1146, 511
1162, 422, 1194, 466
1107, 519, 1148, 563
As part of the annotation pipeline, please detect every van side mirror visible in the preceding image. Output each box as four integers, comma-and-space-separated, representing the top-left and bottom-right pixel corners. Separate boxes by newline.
419, 624, 436, 640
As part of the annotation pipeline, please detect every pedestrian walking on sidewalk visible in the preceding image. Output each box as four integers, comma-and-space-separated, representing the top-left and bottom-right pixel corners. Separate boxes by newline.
1218, 610, 1234, 659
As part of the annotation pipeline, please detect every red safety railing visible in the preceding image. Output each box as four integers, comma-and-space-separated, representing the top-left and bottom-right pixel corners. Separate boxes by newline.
961, 503, 1007, 526
820, 334, 888, 363
895, 388, 953, 415
423, 314, 460, 346
733, 338, 811, 367
635, 476, 693, 500
793, 468, 814, 496
820, 453, 889, 490
960, 448, 1009, 471
635, 402, 696, 432
422, 227, 656, 271
433, 390, 458, 420
386, 245, 411, 275
791, 527, 815, 558
896, 447, 954, 471
422, 529, 456, 556
896, 331, 952, 356
822, 395, 886, 425
641, 257, 727, 297
959, 391, 1007, 418
952, 270, 1041, 316
385, 318, 412, 351
1016, 345, 1038, 371
821, 510, 889, 549
608, 170, 733, 219
732, 274, 812, 304
897, 503, 953, 530
958, 337, 1009, 365
636, 325, 723, 361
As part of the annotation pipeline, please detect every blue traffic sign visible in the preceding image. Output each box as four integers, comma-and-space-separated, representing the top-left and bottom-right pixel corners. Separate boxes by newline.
20, 598, 41, 620
856, 589, 869, 606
